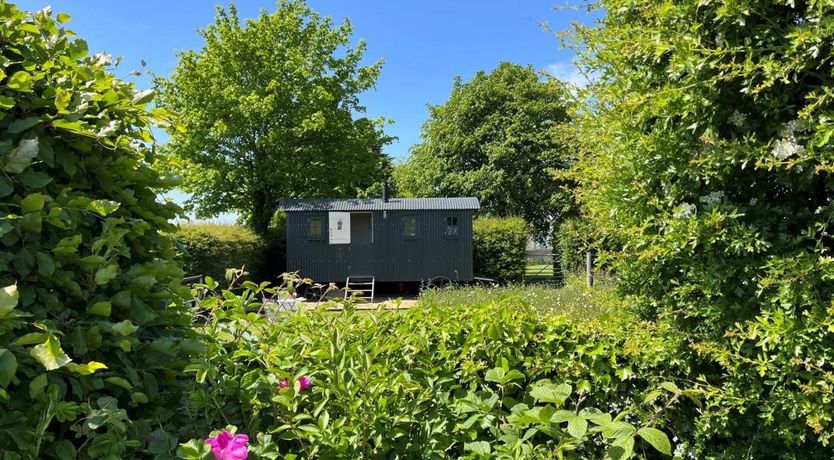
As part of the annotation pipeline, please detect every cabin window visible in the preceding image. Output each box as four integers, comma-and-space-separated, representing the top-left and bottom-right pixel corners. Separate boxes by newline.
307, 216, 323, 239
402, 215, 417, 238
445, 216, 459, 238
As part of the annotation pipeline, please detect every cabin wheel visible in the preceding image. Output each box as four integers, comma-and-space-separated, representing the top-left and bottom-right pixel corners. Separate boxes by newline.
428, 276, 452, 290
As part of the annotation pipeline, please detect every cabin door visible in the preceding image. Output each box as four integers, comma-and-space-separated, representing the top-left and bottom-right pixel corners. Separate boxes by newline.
349, 213, 373, 274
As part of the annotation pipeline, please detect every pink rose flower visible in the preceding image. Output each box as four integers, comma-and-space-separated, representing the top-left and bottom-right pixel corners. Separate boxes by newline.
298, 376, 311, 392
205, 430, 249, 460
278, 378, 289, 389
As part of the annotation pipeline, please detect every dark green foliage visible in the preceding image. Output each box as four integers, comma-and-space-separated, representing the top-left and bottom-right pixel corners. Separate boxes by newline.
394, 62, 575, 237
473, 216, 527, 282
556, 218, 586, 275
156, 1, 392, 235
177, 276, 684, 459
571, 0, 834, 455
175, 223, 269, 282
0, 3, 191, 457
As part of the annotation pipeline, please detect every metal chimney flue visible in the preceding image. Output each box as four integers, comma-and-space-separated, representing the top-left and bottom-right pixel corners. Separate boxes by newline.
382, 179, 389, 202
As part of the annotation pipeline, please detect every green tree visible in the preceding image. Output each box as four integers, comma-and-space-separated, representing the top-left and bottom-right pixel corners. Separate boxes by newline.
570, 0, 834, 455
0, 3, 191, 456
157, 1, 391, 235
394, 62, 576, 237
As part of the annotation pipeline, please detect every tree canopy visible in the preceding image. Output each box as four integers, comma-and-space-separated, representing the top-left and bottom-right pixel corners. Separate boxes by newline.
156, 0, 391, 234
393, 62, 575, 237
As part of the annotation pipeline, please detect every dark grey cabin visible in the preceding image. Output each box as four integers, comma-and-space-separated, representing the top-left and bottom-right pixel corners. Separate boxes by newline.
277, 197, 480, 283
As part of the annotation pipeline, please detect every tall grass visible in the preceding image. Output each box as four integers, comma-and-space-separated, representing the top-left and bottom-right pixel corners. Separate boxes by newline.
418, 274, 620, 320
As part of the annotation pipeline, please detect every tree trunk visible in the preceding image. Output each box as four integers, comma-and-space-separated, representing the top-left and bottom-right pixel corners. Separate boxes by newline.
250, 189, 272, 237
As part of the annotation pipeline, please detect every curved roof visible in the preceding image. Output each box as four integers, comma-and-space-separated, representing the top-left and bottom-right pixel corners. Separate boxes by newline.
276, 197, 480, 211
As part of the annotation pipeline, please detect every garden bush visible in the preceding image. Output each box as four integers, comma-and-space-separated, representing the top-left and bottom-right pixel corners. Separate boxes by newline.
570, 0, 834, 455
0, 4, 193, 457
175, 223, 269, 282
175, 274, 690, 459
472, 216, 527, 282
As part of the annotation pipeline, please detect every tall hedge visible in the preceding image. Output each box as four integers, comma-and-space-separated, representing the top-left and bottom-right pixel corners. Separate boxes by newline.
472, 216, 527, 282
0, 4, 192, 457
175, 223, 269, 282
571, 0, 834, 455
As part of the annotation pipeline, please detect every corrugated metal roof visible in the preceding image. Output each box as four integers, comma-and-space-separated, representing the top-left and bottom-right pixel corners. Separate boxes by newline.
276, 197, 480, 211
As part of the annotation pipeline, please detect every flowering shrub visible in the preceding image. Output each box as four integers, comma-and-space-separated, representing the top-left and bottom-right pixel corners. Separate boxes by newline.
174, 274, 686, 459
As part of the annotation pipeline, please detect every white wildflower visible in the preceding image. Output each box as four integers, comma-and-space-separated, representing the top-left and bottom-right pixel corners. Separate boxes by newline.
700, 191, 725, 205
772, 137, 805, 160
779, 119, 802, 137
749, 197, 758, 205
729, 110, 746, 127
673, 202, 697, 219
674, 444, 687, 458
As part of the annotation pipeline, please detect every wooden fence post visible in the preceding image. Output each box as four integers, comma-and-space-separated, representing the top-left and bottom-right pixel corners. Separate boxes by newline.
586, 250, 594, 287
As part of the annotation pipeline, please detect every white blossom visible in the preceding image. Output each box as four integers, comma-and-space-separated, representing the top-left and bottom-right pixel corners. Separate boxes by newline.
779, 119, 802, 137
729, 110, 746, 127
772, 137, 805, 160
673, 202, 697, 219
749, 197, 758, 205
700, 191, 724, 204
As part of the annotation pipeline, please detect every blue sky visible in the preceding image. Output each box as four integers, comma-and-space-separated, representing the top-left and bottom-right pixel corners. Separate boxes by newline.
16, 0, 596, 159
15, 0, 598, 220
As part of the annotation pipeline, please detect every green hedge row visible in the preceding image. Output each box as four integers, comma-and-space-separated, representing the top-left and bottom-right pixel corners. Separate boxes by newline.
175, 223, 268, 282
473, 216, 528, 282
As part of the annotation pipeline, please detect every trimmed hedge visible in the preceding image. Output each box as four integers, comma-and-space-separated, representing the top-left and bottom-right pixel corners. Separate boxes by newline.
175, 223, 268, 282
473, 216, 528, 282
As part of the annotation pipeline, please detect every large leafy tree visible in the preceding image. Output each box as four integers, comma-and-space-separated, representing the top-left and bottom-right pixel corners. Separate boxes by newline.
0, 3, 192, 457
157, 1, 391, 234
394, 62, 575, 237
571, 0, 834, 455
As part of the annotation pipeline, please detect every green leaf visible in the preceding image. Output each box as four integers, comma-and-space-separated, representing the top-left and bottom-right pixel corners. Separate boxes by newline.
29, 373, 48, 399
566, 414, 588, 439
529, 382, 571, 405
0, 95, 15, 110
95, 264, 119, 285
0, 284, 19, 316
105, 376, 132, 390
0, 177, 13, 198
36, 252, 55, 277
0, 348, 17, 388
637, 427, 672, 455
66, 361, 107, 375
132, 89, 155, 105
88, 301, 112, 317
176, 439, 211, 459
659, 382, 679, 394
56, 12, 71, 24
7, 117, 42, 134
18, 169, 52, 188
54, 234, 82, 256
601, 421, 636, 439
607, 436, 634, 460
30, 335, 72, 371
464, 441, 491, 455
14, 332, 49, 345
87, 199, 120, 216
112, 319, 139, 335
7, 71, 32, 91
4, 138, 39, 174
20, 193, 45, 213
53, 439, 76, 460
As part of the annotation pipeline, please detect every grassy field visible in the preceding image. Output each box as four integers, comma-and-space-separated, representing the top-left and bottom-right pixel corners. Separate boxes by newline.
418, 273, 619, 320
